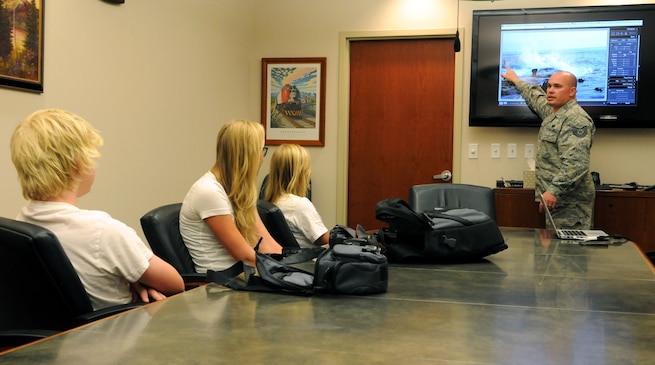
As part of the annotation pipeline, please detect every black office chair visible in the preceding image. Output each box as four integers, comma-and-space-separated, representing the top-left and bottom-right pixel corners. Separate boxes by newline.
259, 174, 312, 201
257, 199, 301, 249
408, 183, 497, 221
0, 217, 141, 348
140, 203, 206, 288
646, 252, 655, 268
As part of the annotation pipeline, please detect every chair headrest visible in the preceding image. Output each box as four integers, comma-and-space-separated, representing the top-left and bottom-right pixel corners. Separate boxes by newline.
256, 200, 300, 249
140, 203, 196, 274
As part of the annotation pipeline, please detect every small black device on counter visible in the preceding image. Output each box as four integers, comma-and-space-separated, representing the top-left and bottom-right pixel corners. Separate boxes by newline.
496, 179, 523, 188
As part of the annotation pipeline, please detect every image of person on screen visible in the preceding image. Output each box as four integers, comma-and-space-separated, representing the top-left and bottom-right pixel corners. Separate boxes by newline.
501, 64, 596, 230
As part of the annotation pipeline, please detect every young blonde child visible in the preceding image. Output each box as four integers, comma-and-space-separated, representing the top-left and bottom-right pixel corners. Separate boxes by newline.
265, 143, 329, 248
11, 109, 184, 310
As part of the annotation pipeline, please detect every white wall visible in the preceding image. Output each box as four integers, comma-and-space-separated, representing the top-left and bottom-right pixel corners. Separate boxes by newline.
1, 0, 653, 239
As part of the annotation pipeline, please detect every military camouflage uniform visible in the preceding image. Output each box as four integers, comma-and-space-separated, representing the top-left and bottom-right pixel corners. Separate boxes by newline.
515, 81, 596, 229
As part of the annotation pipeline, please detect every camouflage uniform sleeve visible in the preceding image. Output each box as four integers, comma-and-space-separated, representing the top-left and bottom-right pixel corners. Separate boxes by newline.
515, 81, 552, 120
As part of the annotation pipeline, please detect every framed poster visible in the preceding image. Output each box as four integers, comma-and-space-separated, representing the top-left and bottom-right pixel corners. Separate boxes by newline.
0, 0, 44, 93
261, 57, 326, 146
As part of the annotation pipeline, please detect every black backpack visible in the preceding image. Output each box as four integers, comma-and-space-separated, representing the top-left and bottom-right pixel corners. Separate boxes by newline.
374, 198, 431, 234
375, 197, 508, 262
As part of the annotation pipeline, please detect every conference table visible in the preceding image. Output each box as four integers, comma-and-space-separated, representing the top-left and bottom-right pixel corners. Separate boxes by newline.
2, 227, 655, 364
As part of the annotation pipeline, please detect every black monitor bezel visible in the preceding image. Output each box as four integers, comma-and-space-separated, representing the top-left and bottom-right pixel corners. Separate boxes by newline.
469, 4, 655, 128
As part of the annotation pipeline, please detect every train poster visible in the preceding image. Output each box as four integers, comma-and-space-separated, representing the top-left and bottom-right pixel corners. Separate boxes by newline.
261, 57, 326, 146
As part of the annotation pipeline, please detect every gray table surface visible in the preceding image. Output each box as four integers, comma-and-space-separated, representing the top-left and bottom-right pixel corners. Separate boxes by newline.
2, 227, 655, 364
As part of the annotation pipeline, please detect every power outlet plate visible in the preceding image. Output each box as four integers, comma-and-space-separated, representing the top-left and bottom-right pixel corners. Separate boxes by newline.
525, 144, 535, 159
491, 143, 501, 159
469, 143, 478, 159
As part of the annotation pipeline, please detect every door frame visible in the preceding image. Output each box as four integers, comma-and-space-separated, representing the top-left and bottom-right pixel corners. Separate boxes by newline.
336, 29, 466, 224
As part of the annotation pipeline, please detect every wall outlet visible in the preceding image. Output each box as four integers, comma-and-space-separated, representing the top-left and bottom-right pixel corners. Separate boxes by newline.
507, 143, 517, 158
468, 143, 478, 159
525, 144, 535, 158
491, 143, 501, 159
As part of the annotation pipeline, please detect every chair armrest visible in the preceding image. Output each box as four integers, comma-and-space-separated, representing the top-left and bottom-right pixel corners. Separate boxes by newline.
0, 329, 59, 349
183, 273, 207, 283
183, 273, 208, 289
74, 303, 143, 325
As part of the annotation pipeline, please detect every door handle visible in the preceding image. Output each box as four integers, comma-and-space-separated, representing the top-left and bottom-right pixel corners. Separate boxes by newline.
432, 170, 452, 182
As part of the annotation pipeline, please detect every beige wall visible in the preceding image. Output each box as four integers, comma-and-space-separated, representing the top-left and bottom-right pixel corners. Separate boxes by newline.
0, 1, 256, 233
253, 0, 655, 228
1, 0, 654, 240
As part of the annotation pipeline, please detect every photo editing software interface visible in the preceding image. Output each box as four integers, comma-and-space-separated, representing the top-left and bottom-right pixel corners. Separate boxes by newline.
498, 19, 642, 110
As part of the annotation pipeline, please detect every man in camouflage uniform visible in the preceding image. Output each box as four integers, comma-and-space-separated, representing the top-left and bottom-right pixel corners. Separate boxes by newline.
501, 65, 595, 229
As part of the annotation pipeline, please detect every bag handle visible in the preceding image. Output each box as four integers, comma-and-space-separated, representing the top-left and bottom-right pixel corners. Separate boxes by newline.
206, 261, 254, 290
281, 246, 325, 264
206, 242, 322, 292
423, 211, 474, 226
206, 259, 306, 294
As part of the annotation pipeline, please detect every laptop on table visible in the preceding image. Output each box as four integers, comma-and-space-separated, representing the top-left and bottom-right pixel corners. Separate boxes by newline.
539, 194, 608, 241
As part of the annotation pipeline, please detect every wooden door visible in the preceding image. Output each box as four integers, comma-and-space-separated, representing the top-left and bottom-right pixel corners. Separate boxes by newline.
348, 38, 455, 229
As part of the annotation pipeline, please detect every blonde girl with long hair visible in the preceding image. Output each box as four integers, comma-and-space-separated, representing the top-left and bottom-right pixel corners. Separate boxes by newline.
180, 120, 281, 272
265, 144, 329, 247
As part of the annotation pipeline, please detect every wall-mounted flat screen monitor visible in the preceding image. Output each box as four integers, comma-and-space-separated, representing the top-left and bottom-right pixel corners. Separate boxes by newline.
470, 4, 655, 128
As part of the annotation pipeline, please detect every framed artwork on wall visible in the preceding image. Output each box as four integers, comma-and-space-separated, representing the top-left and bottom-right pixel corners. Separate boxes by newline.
261, 57, 326, 146
0, 0, 44, 93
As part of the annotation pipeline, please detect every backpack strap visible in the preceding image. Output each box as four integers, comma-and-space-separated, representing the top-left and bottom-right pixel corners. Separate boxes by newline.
423, 211, 474, 226
206, 261, 285, 293
280, 246, 325, 264
206, 261, 247, 288
205, 239, 274, 292
206, 244, 319, 294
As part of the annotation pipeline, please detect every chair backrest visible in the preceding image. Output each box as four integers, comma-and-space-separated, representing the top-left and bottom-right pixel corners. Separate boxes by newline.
259, 174, 312, 201
256, 200, 301, 249
0, 217, 94, 332
408, 183, 497, 221
140, 203, 197, 275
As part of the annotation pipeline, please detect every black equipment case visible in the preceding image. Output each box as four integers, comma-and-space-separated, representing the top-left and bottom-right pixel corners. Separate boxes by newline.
375, 198, 507, 262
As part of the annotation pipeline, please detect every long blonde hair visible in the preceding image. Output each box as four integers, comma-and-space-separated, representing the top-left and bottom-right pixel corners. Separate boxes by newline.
10, 109, 103, 201
212, 120, 264, 246
265, 144, 311, 204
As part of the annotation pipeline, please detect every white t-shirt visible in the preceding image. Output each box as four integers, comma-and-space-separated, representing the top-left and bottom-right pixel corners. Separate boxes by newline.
17, 201, 152, 310
275, 193, 328, 248
179, 171, 237, 272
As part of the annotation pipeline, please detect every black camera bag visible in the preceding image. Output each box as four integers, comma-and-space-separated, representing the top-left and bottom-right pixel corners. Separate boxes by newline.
314, 243, 388, 295
208, 240, 388, 295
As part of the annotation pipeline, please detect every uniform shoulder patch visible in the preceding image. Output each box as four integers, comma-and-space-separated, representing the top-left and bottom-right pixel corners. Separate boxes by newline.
572, 126, 588, 138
